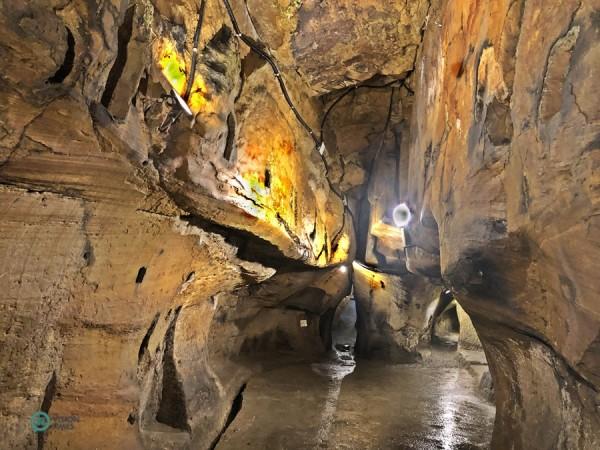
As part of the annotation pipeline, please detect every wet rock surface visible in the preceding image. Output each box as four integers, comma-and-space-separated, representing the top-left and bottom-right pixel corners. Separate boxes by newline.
216, 351, 494, 450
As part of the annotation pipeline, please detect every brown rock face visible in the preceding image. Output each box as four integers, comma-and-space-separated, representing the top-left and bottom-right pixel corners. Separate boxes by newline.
0, 0, 351, 448
244, 0, 429, 94
1, 0, 598, 449
353, 262, 439, 362
405, 0, 600, 447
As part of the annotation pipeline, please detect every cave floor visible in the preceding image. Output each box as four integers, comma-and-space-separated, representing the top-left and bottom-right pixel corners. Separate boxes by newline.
216, 349, 495, 450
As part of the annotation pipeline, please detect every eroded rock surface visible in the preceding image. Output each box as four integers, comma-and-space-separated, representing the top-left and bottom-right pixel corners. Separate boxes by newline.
353, 263, 439, 362
0, 1, 352, 448
1, 0, 598, 449
405, 0, 600, 447
243, 0, 429, 95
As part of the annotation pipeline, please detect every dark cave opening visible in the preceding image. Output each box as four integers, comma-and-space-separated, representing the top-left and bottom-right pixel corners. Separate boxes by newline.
432, 300, 460, 347
331, 292, 358, 363
46, 27, 75, 84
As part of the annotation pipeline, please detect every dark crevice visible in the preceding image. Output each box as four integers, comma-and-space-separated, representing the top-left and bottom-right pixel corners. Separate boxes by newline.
209, 383, 247, 450
224, 383, 246, 429
37, 371, 57, 450
241, 50, 267, 78
135, 266, 147, 284
138, 312, 160, 363
40, 371, 57, 416
132, 72, 148, 107
223, 113, 237, 161
156, 306, 191, 431
101, 5, 135, 108
309, 214, 317, 241
319, 307, 336, 349
264, 168, 271, 189
206, 24, 233, 54
47, 27, 75, 84
179, 214, 316, 272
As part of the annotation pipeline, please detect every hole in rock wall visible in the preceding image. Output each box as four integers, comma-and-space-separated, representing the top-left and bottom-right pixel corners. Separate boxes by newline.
155, 306, 190, 432
331, 294, 358, 361
135, 267, 147, 284
223, 114, 237, 161
432, 301, 460, 347
101, 5, 135, 108
47, 27, 75, 84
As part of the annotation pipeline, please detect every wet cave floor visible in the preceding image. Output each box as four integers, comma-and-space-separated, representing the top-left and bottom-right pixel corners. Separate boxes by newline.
215, 349, 495, 450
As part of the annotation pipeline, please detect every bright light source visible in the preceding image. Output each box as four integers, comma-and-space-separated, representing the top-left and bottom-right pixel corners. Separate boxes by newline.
392, 203, 412, 227
339, 265, 348, 273
172, 90, 193, 116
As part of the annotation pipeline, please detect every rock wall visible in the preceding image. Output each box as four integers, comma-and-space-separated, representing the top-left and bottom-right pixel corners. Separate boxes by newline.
243, 0, 429, 95
353, 262, 440, 362
405, 0, 600, 447
456, 302, 481, 350
0, 1, 352, 448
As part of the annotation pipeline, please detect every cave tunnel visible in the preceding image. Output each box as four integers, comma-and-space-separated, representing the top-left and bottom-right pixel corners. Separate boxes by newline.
1, 0, 599, 449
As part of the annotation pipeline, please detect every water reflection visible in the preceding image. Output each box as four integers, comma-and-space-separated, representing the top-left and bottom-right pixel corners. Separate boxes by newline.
311, 360, 356, 448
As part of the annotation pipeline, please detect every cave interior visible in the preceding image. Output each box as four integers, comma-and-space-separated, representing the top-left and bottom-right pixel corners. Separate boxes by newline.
1, 0, 599, 449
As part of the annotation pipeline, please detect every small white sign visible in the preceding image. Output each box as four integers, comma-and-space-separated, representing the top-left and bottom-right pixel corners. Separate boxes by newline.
300, 319, 308, 328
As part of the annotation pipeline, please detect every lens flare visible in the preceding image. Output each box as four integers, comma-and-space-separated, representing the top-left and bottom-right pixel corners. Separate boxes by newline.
392, 203, 412, 227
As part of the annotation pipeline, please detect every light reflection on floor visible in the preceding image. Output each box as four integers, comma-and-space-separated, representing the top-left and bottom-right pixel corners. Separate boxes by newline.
216, 352, 494, 449
440, 370, 460, 450
311, 361, 356, 447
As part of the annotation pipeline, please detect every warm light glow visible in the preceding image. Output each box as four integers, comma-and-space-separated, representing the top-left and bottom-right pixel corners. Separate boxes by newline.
371, 221, 406, 245
339, 265, 348, 273
392, 203, 412, 227
230, 98, 350, 267
331, 233, 350, 264
155, 38, 211, 114
352, 261, 385, 290
188, 76, 210, 113
157, 39, 186, 94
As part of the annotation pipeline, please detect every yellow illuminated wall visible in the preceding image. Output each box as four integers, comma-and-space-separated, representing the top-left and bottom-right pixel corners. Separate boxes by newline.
155, 38, 211, 115
152, 35, 349, 267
